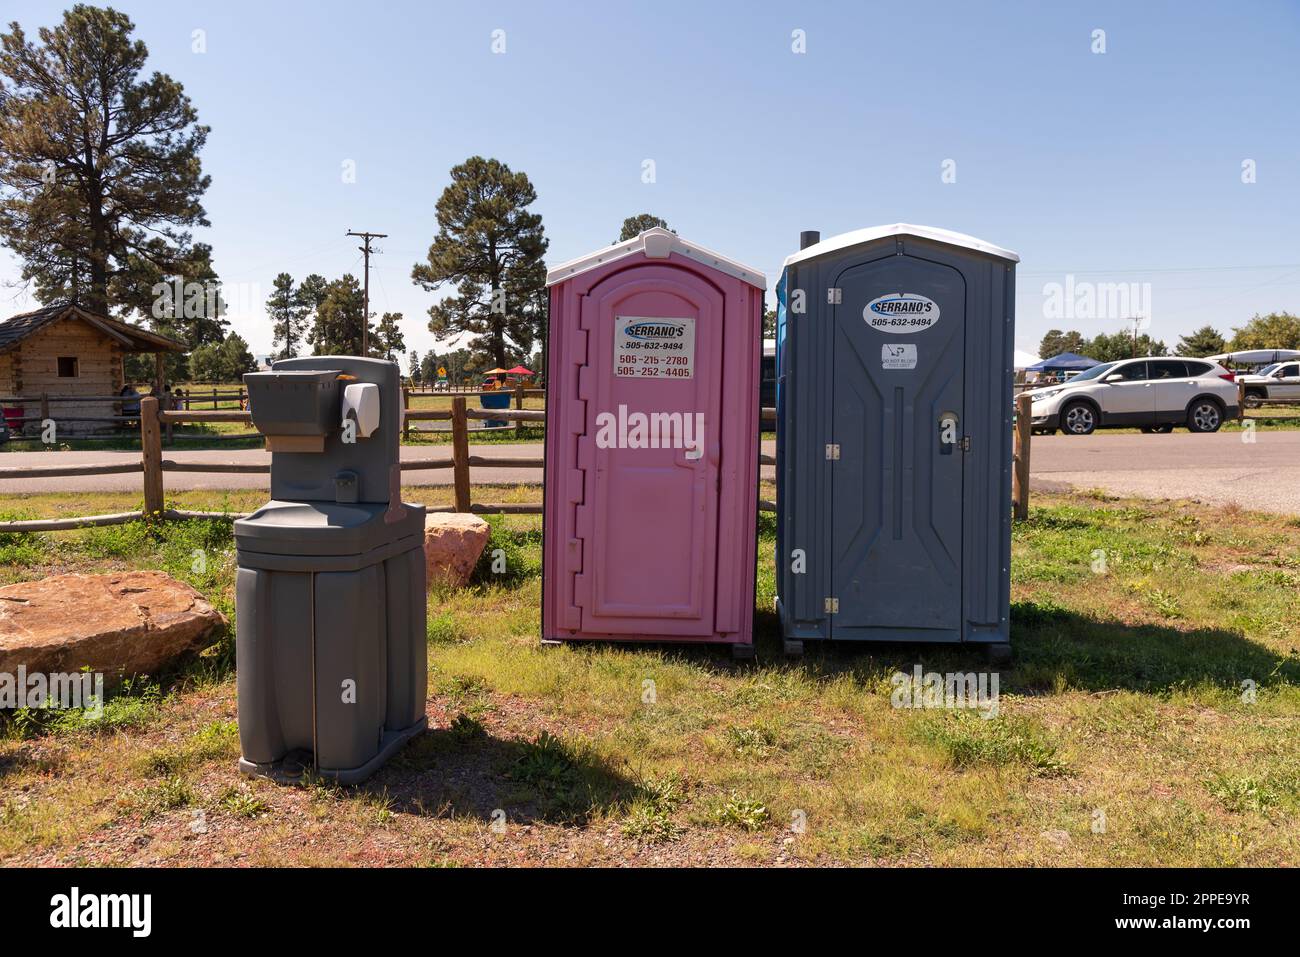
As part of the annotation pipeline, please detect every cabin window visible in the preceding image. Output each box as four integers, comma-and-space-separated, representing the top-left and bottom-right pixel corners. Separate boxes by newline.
57, 356, 79, 378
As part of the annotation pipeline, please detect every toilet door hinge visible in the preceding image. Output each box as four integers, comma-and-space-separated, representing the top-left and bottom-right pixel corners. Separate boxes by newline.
827, 288, 842, 304
825, 443, 840, 460
961, 436, 972, 452
824, 597, 839, 614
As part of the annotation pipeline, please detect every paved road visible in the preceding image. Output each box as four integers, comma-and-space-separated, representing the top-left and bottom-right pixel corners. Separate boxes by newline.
2, 432, 1296, 515
1031, 430, 1300, 515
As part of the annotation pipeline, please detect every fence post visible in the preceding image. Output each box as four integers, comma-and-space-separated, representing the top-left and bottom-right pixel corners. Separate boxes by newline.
140, 396, 164, 520
1237, 381, 1245, 420
514, 383, 524, 436
39, 392, 49, 429
402, 386, 411, 442
212, 387, 218, 410
1013, 392, 1032, 521
451, 396, 472, 513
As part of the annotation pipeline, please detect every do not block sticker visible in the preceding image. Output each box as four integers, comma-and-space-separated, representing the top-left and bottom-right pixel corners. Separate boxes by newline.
614, 316, 695, 379
881, 343, 918, 370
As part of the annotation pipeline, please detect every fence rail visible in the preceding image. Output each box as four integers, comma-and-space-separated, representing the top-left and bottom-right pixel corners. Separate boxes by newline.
0, 392, 783, 532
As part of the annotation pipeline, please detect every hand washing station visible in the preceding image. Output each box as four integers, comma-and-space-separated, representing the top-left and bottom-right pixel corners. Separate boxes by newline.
234, 356, 427, 784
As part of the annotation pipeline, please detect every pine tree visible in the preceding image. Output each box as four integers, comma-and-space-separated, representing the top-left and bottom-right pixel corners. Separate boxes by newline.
267, 273, 309, 359
618, 213, 672, 242
0, 6, 213, 318
1176, 325, 1227, 358
1039, 329, 1087, 358
411, 157, 548, 367
308, 275, 371, 355
218, 333, 256, 379
295, 273, 329, 350
189, 332, 255, 382
375, 312, 406, 361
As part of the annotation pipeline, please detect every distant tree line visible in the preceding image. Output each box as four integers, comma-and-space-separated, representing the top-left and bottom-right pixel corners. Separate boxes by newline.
1039, 313, 1300, 363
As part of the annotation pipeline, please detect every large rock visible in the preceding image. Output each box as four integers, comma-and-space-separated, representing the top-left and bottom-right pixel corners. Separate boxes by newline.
423, 513, 491, 588
0, 571, 226, 683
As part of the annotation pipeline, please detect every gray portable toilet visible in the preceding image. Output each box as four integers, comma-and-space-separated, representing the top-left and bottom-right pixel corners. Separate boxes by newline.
234, 356, 427, 784
775, 225, 1018, 661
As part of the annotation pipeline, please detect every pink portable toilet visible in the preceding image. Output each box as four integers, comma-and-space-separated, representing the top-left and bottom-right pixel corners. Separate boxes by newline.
542, 228, 765, 656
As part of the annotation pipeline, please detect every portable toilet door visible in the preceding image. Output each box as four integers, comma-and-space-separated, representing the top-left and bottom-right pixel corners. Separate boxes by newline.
542, 228, 765, 654
775, 225, 1018, 658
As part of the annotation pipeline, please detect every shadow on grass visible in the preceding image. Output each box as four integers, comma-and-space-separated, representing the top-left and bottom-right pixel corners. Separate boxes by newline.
0, 746, 65, 780
1002, 599, 1299, 694
374, 719, 637, 826
741, 598, 1298, 696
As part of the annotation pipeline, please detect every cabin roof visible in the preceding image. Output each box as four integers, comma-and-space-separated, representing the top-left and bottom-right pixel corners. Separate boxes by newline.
0, 303, 188, 354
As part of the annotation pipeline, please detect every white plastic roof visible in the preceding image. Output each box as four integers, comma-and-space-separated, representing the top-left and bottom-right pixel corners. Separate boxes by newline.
782, 223, 1020, 268
545, 227, 766, 289
1013, 350, 1041, 370
1206, 349, 1300, 364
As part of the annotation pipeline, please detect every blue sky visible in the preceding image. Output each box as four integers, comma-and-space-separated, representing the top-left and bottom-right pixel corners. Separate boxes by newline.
2, 0, 1298, 366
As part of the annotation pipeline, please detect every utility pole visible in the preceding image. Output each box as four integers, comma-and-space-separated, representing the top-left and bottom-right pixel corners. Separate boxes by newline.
346, 229, 387, 356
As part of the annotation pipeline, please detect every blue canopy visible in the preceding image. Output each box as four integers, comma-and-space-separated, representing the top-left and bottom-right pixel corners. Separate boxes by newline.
1027, 351, 1101, 372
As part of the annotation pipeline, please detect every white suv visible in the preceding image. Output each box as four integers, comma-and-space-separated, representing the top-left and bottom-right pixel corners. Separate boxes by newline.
1028, 357, 1239, 435
1238, 361, 1300, 407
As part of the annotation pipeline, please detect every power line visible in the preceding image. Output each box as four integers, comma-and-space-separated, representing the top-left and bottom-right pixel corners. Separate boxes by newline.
1018, 263, 1300, 277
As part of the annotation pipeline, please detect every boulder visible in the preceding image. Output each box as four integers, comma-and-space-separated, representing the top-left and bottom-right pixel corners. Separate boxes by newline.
423, 513, 491, 588
0, 571, 226, 683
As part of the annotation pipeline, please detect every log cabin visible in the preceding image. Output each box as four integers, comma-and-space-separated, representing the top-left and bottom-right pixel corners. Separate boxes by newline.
0, 303, 187, 435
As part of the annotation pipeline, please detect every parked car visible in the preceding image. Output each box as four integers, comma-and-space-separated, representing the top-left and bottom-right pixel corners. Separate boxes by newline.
1237, 361, 1300, 407
1027, 356, 1239, 435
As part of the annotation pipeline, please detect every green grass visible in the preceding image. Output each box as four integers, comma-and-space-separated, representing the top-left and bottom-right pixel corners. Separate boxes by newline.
0, 488, 1297, 865
913, 711, 1071, 777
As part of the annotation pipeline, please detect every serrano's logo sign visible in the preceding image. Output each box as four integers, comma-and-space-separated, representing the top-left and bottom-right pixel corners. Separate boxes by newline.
864, 293, 941, 333
623, 321, 686, 340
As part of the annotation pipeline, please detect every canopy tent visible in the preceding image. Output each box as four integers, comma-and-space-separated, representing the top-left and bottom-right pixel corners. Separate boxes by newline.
1206, 349, 1300, 365
1026, 351, 1100, 372
1013, 350, 1040, 371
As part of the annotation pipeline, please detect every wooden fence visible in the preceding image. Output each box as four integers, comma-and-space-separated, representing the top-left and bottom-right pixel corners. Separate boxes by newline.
1, 384, 550, 443
0, 395, 779, 533
0, 392, 149, 429
1013, 392, 1032, 521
